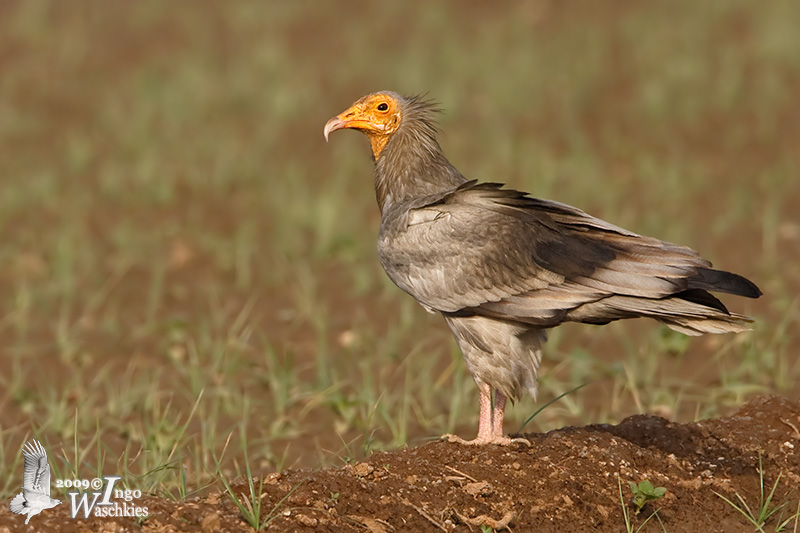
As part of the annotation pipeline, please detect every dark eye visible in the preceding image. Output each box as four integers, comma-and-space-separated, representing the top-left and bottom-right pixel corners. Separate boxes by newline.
377, 103, 389, 111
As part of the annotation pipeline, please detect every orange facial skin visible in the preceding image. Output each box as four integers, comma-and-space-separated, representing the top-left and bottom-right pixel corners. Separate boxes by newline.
324, 92, 402, 159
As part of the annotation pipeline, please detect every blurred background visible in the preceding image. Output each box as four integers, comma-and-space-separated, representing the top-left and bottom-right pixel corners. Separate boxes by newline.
0, 0, 797, 498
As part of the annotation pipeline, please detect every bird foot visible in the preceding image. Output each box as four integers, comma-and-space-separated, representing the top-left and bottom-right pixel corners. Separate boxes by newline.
441, 434, 531, 446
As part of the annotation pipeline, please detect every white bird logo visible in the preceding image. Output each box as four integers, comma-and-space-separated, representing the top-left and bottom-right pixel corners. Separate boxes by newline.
9, 439, 62, 524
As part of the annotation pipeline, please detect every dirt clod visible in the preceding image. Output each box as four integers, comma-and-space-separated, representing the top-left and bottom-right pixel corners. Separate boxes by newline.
199, 512, 220, 532
295, 513, 318, 527
463, 481, 492, 496
353, 462, 375, 477
454, 509, 515, 530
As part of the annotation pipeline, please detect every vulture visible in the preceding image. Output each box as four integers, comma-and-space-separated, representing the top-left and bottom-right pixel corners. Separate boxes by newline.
324, 91, 761, 445
9, 440, 61, 524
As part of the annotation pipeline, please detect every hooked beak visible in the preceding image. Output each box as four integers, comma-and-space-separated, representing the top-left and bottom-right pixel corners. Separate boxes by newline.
323, 116, 347, 142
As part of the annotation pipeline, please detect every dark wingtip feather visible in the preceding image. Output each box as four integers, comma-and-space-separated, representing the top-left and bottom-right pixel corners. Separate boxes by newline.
673, 289, 729, 314
690, 268, 762, 299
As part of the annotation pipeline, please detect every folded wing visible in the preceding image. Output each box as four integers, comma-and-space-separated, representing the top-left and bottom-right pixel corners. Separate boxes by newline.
382, 181, 760, 335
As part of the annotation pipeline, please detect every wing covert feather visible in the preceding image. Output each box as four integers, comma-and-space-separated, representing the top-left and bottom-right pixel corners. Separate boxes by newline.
378, 182, 713, 322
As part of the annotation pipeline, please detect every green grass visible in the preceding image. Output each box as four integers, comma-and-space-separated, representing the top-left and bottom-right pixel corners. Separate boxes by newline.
214, 431, 305, 530
715, 455, 800, 533
0, 0, 798, 502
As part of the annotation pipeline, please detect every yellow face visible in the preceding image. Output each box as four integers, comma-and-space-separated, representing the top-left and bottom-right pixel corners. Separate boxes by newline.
324, 93, 402, 159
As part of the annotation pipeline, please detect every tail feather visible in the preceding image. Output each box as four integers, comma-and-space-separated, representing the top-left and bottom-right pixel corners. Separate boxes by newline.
568, 293, 754, 335
10, 493, 26, 514
659, 314, 753, 336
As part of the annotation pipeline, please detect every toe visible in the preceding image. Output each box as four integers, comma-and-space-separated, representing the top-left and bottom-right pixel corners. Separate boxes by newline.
441, 434, 531, 446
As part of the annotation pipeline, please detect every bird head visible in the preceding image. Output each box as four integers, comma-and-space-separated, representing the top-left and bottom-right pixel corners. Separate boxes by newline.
324, 91, 403, 160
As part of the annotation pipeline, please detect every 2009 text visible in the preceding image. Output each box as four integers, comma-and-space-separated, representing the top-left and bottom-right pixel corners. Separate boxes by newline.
56, 478, 104, 491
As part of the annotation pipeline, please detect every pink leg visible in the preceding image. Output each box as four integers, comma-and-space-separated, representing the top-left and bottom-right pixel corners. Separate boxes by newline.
443, 385, 530, 446
476, 382, 495, 441
492, 390, 507, 437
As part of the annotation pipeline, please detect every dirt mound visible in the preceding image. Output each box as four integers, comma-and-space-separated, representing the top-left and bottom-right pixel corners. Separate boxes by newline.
2, 395, 798, 532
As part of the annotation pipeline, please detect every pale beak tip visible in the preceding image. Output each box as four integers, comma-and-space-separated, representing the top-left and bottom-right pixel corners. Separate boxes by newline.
323, 117, 345, 143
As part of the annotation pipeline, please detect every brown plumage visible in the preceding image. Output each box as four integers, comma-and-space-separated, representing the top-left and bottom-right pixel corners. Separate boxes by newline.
324, 91, 762, 445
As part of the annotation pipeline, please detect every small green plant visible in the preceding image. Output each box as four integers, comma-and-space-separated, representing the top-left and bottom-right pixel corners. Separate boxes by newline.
714, 454, 791, 533
479, 525, 495, 533
618, 476, 667, 533
629, 479, 667, 514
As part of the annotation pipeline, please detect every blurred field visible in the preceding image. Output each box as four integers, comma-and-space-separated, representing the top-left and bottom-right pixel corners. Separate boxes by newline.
0, 0, 798, 502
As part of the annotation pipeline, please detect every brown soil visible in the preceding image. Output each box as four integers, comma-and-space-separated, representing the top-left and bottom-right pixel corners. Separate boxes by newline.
2, 395, 798, 532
